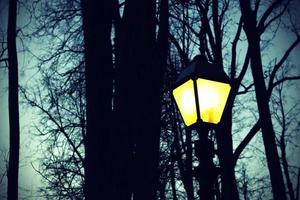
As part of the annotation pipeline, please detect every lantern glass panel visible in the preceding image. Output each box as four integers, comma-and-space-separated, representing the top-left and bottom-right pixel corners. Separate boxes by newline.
172, 79, 197, 126
196, 78, 231, 124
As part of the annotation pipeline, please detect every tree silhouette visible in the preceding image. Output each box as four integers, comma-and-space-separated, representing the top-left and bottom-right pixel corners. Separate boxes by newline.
81, 0, 113, 199
7, 0, 20, 199
112, 0, 167, 198
8, 0, 300, 199
239, 0, 300, 199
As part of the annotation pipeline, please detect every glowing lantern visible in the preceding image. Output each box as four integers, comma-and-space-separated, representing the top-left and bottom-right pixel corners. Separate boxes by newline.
172, 55, 231, 127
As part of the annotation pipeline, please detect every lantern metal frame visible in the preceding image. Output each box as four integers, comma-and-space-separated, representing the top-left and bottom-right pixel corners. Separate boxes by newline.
172, 55, 232, 129
171, 55, 232, 200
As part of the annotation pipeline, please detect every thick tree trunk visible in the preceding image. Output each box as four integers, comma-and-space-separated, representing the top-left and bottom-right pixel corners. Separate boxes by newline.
217, 104, 239, 200
111, 1, 133, 199
112, 0, 138, 198
113, 0, 167, 199
81, 0, 113, 199
7, 0, 20, 199
134, 0, 169, 199
217, 78, 244, 200
249, 37, 286, 200
239, 2, 287, 198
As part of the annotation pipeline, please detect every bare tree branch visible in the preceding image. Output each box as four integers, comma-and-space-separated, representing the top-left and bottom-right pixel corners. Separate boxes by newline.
268, 37, 300, 89
231, 18, 243, 79
257, 0, 283, 31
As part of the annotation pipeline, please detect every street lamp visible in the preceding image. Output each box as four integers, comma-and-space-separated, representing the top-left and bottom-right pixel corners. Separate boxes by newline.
172, 55, 231, 127
172, 55, 231, 200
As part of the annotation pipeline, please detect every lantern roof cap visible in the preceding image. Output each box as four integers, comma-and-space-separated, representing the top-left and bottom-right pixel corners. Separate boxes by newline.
176, 55, 231, 85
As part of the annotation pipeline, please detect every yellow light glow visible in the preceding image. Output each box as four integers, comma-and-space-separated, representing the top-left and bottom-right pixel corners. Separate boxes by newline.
196, 78, 231, 124
172, 79, 197, 126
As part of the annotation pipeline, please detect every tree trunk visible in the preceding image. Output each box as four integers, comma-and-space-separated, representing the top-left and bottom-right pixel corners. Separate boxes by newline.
185, 129, 195, 200
296, 168, 300, 200
280, 130, 295, 200
239, 2, 287, 199
217, 97, 239, 200
81, 0, 113, 199
173, 115, 194, 200
113, 0, 167, 199
195, 126, 215, 200
134, 0, 168, 198
7, 0, 20, 199
170, 147, 178, 200
249, 36, 286, 200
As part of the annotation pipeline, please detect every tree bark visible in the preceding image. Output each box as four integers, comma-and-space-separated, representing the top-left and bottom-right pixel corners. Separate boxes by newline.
113, 0, 167, 199
7, 0, 20, 199
217, 104, 240, 200
134, 0, 169, 198
81, 0, 113, 199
